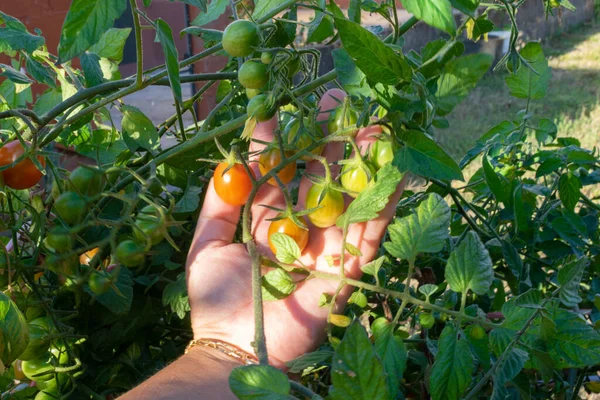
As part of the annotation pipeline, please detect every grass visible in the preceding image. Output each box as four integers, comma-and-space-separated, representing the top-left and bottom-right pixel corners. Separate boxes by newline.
439, 22, 600, 162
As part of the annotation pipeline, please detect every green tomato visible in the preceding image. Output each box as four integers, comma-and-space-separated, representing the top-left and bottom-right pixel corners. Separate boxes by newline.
328, 105, 358, 135
369, 138, 396, 170
54, 192, 87, 225
222, 20, 260, 58
68, 166, 105, 197
238, 60, 269, 90
246, 94, 276, 122
115, 240, 145, 267
305, 184, 344, 228
283, 117, 325, 161
340, 162, 375, 198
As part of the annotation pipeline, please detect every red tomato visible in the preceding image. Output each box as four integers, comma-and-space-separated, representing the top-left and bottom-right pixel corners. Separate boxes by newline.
258, 148, 296, 187
214, 162, 254, 206
0, 141, 45, 190
268, 217, 309, 254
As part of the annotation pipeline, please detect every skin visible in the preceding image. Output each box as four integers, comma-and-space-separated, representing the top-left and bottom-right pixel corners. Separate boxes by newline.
120, 89, 406, 399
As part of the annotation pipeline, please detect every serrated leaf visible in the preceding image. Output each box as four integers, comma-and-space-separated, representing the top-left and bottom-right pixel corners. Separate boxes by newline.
329, 322, 390, 400
394, 130, 464, 181
336, 163, 403, 228
557, 257, 588, 308
0, 292, 29, 367
505, 42, 551, 100
333, 13, 411, 85
121, 105, 160, 153
558, 171, 581, 211
229, 365, 290, 399
191, 0, 228, 26
330, 314, 352, 327
384, 193, 450, 262
58, 0, 127, 63
436, 54, 493, 116
270, 233, 301, 264
373, 318, 406, 399
286, 350, 334, 374
155, 19, 182, 103
162, 272, 190, 319
403, 0, 455, 34
262, 268, 296, 301
332, 48, 371, 97
81, 52, 105, 87
430, 324, 474, 400
88, 27, 131, 63
445, 231, 493, 295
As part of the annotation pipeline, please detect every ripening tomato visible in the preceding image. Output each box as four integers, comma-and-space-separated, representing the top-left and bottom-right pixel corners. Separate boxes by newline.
0, 140, 45, 190
268, 217, 309, 254
54, 191, 87, 225
247, 94, 276, 122
222, 20, 260, 58
68, 166, 105, 197
259, 148, 296, 187
238, 60, 269, 90
214, 162, 254, 206
115, 240, 145, 267
327, 106, 358, 136
305, 184, 344, 228
283, 117, 325, 161
340, 162, 375, 198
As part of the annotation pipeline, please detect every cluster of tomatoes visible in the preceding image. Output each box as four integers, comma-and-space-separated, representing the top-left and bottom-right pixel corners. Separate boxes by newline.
212, 21, 397, 256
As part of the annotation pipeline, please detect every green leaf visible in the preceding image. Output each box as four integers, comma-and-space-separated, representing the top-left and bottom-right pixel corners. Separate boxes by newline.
451, 0, 480, 16
286, 350, 334, 374
429, 324, 474, 400
403, 0, 456, 34
0, 21, 45, 54
155, 19, 182, 103
329, 322, 390, 400
262, 268, 297, 301
91, 267, 134, 315
25, 55, 56, 87
436, 54, 493, 116
491, 348, 529, 400
191, 0, 228, 26
121, 105, 160, 153
270, 233, 301, 264
557, 257, 588, 308
336, 163, 403, 228
162, 272, 190, 319
332, 48, 371, 97
505, 42, 551, 100
0, 64, 33, 84
229, 365, 291, 399
88, 28, 132, 63
253, 0, 289, 19
81, 52, 105, 87
174, 185, 203, 213
558, 171, 581, 211
0, 292, 29, 368
58, 0, 127, 63
446, 231, 493, 295
333, 16, 412, 85
394, 130, 464, 181
384, 193, 450, 262
373, 319, 407, 399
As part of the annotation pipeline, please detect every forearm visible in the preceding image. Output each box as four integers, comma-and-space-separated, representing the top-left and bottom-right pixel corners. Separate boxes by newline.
119, 346, 239, 400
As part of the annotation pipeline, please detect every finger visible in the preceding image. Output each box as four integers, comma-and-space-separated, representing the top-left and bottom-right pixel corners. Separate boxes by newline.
250, 117, 287, 252
298, 89, 347, 210
346, 173, 408, 268
188, 178, 240, 255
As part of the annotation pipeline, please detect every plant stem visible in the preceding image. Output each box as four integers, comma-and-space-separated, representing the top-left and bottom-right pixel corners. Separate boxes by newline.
129, 0, 144, 87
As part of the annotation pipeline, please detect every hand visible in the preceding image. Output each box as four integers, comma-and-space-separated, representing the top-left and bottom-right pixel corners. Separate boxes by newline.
186, 89, 406, 367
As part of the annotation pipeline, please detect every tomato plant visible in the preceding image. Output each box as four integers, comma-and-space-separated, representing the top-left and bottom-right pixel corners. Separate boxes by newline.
0, 0, 598, 398
214, 162, 253, 205
0, 140, 45, 190
258, 148, 296, 186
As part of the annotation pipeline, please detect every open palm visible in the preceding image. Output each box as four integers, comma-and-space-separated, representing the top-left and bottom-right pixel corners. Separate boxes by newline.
186, 89, 405, 367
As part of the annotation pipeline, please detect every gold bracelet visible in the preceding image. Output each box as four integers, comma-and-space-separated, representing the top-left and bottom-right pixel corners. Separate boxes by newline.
185, 338, 259, 366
